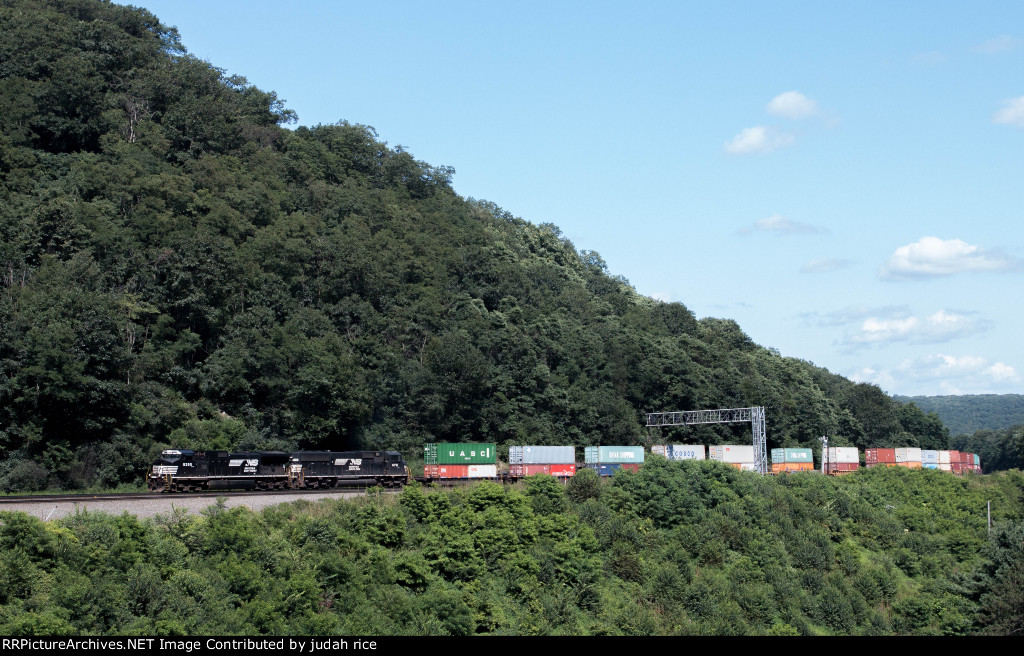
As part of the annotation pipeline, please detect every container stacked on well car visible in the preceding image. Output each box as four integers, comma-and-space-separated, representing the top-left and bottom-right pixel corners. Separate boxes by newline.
422, 443, 497, 481
770, 448, 814, 474
651, 444, 706, 462
709, 445, 757, 471
823, 447, 860, 475
508, 446, 576, 479
585, 446, 644, 476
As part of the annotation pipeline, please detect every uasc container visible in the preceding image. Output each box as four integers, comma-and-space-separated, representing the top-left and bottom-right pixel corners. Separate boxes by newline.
424, 443, 496, 465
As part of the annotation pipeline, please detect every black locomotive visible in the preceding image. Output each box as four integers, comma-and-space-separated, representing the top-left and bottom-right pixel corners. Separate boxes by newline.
148, 449, 409, 492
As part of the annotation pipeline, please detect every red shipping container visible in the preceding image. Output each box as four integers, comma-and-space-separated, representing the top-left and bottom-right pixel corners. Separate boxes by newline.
949, 451, 961, 464
826, 463, 859, 475
866, 448, 896, 465
549, 463, 576, 477
524, 464, 552, 476
423, 464, 469, 479
617, 464, 641, 473
961, 452, 975, 464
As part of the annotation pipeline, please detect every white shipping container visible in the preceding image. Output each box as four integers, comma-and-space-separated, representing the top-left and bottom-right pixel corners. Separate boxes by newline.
895, 447, 922, 463
668, 445, 706, 461
737, 463, 757, 471
710, 445, 755, 463
510, 445, 576, 465
468, 465, 497, 478
938, 451, 952, 464
827, 447, 860, 464
938, 463, 952, 471
921, 450, 939, 463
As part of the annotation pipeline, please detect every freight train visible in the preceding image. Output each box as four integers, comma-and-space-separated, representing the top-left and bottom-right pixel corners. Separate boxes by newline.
147, 443, 982, 492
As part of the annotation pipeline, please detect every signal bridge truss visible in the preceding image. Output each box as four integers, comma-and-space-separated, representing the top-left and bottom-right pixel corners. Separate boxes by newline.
646, 406, 768, 474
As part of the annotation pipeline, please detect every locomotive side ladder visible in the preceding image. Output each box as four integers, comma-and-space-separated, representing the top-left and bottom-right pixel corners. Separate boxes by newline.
645, 406, 769, 474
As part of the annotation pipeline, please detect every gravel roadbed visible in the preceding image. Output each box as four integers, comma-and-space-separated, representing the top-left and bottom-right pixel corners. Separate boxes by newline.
0, 490, 369, 521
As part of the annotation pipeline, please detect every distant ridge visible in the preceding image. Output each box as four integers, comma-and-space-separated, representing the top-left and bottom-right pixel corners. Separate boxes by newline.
893, 394, 1024, 435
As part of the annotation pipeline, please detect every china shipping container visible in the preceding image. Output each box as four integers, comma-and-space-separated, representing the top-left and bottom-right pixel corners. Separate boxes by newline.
652, 444, 707, 461
508, 446, 575, 465
709, 445, 756, 464
584, 446, 645, 464
424, 443, 496, 465
771, 448, 813, 463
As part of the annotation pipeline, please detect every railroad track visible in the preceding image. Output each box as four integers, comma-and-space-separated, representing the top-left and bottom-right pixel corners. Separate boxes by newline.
0, 487, 388, 505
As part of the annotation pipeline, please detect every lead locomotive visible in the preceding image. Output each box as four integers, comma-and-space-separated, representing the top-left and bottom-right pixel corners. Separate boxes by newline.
148, 449, 409, 492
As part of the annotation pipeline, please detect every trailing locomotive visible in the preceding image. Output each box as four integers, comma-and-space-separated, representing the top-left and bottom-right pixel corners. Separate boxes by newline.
148, 449, 409, 492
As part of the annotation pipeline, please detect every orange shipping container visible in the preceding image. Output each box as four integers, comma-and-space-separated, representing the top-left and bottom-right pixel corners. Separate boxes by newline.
896, 461, 923, 469
771, 462, 815, 473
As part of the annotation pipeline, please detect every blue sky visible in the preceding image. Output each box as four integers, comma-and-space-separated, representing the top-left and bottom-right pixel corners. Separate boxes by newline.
135, 0, 1024, 396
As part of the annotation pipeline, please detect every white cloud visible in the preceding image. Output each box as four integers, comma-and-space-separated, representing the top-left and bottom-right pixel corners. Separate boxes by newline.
738, 214, 828, 236
850, 355, 1021, 395
976, 35, 1024, 54
850, 367, 897, 392
840, 309, 991, 350
802, 305, 909, 328
650, 291, 672, 303
766, 91, 819, 119
723, 126, 795, 154
880, 236, 1021, 279
800, 257, 854, 273
993, 97, 1024, 127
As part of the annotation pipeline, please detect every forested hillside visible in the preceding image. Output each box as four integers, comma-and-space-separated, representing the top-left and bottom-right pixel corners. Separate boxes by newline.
894, 395, 1024, 436
0, 0, 952, 491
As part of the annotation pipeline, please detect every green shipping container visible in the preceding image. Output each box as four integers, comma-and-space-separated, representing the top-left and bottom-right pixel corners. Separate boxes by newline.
424, 443, 496, 464
771, 448, 813, 463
